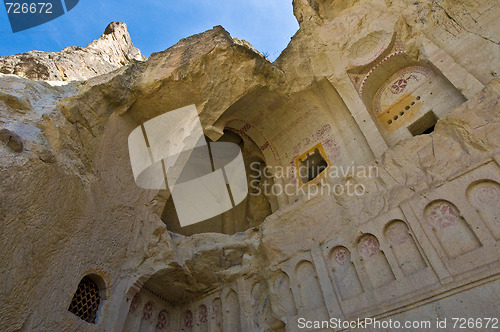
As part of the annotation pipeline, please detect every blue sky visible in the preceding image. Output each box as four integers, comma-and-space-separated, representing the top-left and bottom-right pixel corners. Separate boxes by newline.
0, 0, 299, 61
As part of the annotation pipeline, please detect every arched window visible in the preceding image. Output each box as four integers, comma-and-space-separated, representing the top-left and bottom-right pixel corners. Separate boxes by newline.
295, 261, 329, 320
68, 275, 105, 323
466, 180, 500, 240
273, 271, 297, 316
212, 298, 223, 331
183, 309, 193, 331
156, 310, 170, 330
357, 234, 395, 288
384, 220, 426, 275
329, 246, 363, 300
425, 200, 480, 257
198, 305, 208, 332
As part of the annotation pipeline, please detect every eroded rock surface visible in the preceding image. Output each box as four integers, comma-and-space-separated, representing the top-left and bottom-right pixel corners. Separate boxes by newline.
0, 22, 145, 81
1, 1, 500, 331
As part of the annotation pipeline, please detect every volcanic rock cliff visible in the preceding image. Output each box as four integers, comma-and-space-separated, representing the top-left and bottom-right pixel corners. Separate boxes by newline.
0, 22, 145, 81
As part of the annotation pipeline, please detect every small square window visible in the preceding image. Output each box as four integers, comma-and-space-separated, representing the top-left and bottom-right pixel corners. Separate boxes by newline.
408, 111, 437, 136
296, 144, 330, 184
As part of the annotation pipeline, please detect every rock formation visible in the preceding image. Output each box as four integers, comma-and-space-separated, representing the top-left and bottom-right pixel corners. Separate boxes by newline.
1, 0, 500, 331
0, 22, 145, 81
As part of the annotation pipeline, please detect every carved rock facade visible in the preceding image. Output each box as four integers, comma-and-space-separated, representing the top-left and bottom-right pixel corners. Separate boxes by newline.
1, 0, 500, 331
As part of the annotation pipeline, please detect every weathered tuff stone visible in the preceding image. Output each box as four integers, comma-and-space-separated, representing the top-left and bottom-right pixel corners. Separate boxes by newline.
39, 150, 55, 163
0, 128, 23, 152
0, 22, 145, 81
1, 0, 500, 331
